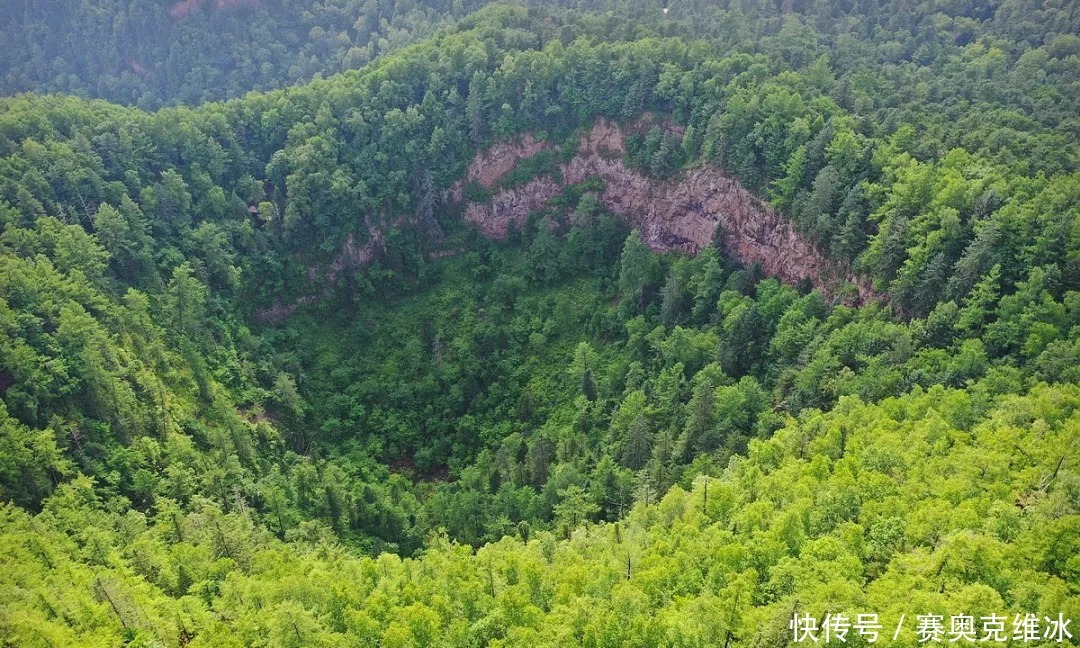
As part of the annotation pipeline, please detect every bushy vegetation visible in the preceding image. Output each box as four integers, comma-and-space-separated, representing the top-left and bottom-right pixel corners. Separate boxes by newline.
0, 0, 1077, 645
0, 0, 494, 109
2, 383, 1077, 646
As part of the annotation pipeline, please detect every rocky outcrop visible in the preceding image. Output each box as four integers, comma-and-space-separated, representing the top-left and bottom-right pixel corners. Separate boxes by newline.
257, 227, 385, 324
452, 119, 878, 303
253, 295, 319, 325
257, 118, 878, 325
465, 134, 551, 190
318, 229, 384, 283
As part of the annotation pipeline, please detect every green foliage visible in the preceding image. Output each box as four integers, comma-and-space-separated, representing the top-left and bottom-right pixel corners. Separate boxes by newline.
0, 1, 1078, 643
1, 384, 1076, 646
0, 0, 496, 109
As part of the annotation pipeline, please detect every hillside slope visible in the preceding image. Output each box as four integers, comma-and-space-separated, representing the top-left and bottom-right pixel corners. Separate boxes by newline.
0, 2, 1078, 646
1, 384, 1076, 646
451, 118, 878, 302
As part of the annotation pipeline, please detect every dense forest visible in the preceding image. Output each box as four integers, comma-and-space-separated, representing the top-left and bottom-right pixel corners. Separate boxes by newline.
0, 0, 1078, 646
0, 0, 488, 108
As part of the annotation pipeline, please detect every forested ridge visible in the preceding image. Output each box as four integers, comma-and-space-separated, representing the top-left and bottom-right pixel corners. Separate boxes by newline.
0, 0, 1078, 646
0, 0, 489, 109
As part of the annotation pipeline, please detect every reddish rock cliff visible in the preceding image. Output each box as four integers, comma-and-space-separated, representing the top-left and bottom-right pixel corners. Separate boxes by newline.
260, 119, 879, 324
451, 119, 878, 303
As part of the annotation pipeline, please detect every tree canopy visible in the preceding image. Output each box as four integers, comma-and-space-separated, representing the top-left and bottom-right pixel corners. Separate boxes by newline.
0, 0, 1078, 645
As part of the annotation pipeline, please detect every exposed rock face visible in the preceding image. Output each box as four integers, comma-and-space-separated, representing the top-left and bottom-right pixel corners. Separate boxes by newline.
320, 229, 383, 282
257, 227, 385, 324
452, 119, 878, 303
253, 295, 318, 325
258, 118, 877, 325
465, 134, 551, 190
